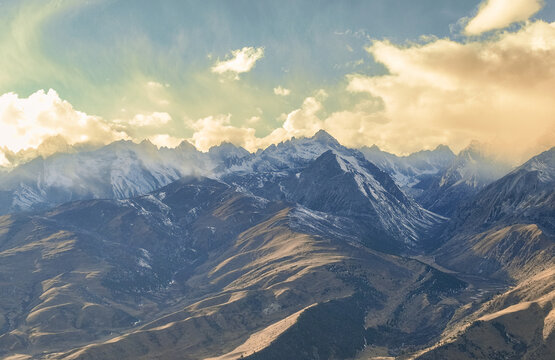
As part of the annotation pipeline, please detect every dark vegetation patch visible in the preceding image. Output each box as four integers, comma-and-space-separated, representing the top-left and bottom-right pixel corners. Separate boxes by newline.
245, 295, 367, 360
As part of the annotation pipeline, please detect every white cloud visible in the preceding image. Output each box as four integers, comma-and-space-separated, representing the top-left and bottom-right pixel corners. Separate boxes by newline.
211, 47, 265, 79
0, 89, 128, 153
185, 98, 321, 153
247, 116, 261, 124
0, 152, 9, 166
146, 81, 169, 89
347, 20, 555, 159
188, 114, 258, 151
464, 0, 544, 35
187, 21, 555, 161
185, 90, 330, 152
280, 96, 324, 135
128, 112, 172, 127
148, 134, 185, 148
273, 86, 291, 96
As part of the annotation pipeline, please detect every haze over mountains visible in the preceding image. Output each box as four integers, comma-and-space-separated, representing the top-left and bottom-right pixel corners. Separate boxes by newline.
0, 131, 553, 359
0, 131, 511, 218
360, 141, 513, 216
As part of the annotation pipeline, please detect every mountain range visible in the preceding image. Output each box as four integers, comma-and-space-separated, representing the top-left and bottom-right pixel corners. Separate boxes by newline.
0, 131, 512, 219
360, 141, 512, 216
0, 131, 553, 359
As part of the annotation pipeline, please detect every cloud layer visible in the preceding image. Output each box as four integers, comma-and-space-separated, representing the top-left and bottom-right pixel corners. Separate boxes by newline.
347, 20, 555, 159
185, 20, 555, 161
465, 0, 544, 35
2, 7, 553, 165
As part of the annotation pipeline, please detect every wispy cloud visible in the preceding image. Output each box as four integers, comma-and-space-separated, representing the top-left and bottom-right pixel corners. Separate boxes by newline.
146, 81, 169, 89
0, 1, 84, 89
273, 86, 291, 96
211, 47, 265, 79
464, 0, 544, 35
127, 112, 172, 127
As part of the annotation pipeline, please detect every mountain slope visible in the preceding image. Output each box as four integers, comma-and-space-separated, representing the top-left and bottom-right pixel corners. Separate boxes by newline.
0, 140, 215, 214
415, 267, 555, 360
287, 150, 442, 252
215, 131, 444, 252
0, 175, 468, 360
434, 147, 555, 282
0, 176, 285, 357
417, 142, 513, 216
403, 148, 555, 359
0, 132, 552, 359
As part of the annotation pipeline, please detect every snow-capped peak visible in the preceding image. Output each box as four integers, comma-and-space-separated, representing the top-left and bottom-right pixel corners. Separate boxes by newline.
514, 147, 555, 183
310, 129, 340, 146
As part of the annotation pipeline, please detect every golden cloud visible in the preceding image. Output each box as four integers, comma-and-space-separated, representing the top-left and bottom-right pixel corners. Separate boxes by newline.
465, 0, 543, 35
188, 114, 258, 151
184, 20, 554, 163
0, 89, 128, 154
347, 20, 555, 161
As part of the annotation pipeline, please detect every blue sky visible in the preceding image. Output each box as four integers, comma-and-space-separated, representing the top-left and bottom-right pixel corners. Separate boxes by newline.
0, 0, 554, 160
0, 1, 477, 116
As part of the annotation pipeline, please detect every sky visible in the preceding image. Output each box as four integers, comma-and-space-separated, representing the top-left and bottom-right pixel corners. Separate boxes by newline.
0, 0, 554, 164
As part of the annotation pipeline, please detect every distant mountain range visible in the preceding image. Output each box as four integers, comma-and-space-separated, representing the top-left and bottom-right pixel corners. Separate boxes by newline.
0, 139, 212, 214
360, 141, 513, 216
0, 131, 553, 359
0, 131, 512, 218
435, 147, 555, 281
417, 147, 555, 359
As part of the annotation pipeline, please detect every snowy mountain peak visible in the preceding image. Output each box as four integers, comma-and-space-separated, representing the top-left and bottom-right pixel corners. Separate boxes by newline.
176, 140, 197, 151
208, 142, 250, 158
310, 129, 340, 146
139, 139, 157, 149
442, 142, 511, 189
358, 143, 456, 195
458, 140, 490, 160
1, 135, 76, 169
104, 139, 137, 152
515, 147, 555, 183
433, 144, 453, 154
407, 145, 455, 166
359, 144, 389, 158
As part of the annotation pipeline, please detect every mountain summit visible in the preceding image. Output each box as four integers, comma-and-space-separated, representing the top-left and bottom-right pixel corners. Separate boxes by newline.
311, 129, 341, 146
